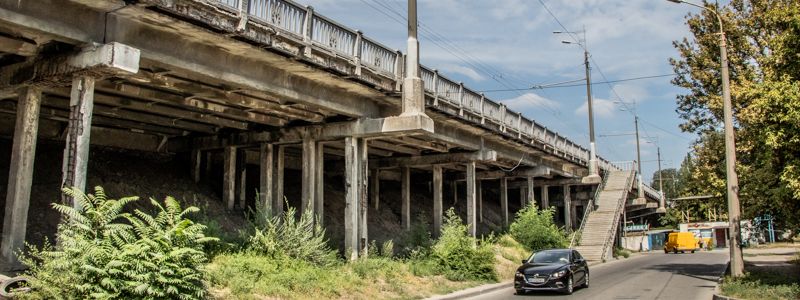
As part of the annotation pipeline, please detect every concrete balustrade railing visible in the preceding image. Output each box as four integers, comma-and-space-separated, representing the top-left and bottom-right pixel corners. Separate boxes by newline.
210, 0, 648, 177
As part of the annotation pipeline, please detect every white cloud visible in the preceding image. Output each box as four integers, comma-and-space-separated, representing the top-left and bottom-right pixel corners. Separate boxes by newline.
439, 64, 485, 81
612, 84, 650, 102
500, 93, 559, 111
575, 98, 616, 118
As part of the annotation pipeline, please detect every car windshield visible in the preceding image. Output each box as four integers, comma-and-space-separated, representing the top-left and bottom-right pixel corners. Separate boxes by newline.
529, 250, 570, 264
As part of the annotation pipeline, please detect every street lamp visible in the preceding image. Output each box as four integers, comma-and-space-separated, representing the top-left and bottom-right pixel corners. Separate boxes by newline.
667, 0, 743, 277
554, 30, 601, 184
401, 0, 426, 117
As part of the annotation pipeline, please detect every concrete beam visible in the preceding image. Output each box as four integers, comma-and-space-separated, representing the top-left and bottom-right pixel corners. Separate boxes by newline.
0, 34, 37, 56
371, 150, 497, 169
1, 86, 41, 269
193, 114, 434, 149
1, 42, 139, 87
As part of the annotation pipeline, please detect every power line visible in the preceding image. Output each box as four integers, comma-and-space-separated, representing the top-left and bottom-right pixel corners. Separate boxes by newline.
476, 73, 682, 93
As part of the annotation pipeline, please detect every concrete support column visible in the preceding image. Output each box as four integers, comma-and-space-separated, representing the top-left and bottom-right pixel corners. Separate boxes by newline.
519, 187, 526, 207
191, 149, 202, 183
500, 177, 508, 226
401, 166, 411, 230
541, 185, 550, 209
371, 169, 380, 210
357, 139, 368, 257
564, 185, 572, 230
223, 146, 237, 210
315, 142, 325, 225
61, 75, 95, 209
432, 165, 443, 236
344, 137, 368, 260
452, 181, 458, 205
273, 145, 285, 214
259, 143, 273, 217
466, 161, 477, 237
302, 136, 316, 215
477, 180, 483, 223
527, 176, 535, 207
1, 87, 42, 269
237, 149, 247, 210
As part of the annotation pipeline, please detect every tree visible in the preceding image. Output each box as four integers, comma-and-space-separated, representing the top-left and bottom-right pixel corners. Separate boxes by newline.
670, 0, 800, 233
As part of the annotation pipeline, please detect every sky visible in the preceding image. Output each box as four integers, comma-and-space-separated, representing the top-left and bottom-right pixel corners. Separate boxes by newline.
299, 0, 700, 184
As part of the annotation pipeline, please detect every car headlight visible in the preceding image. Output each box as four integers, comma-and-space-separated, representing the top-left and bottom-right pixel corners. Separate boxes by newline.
515, 271, 524, 278
550, 270, 567, 279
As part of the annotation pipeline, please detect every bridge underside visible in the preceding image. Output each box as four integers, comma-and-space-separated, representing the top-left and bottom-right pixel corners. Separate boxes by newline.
0, 0, 661, 267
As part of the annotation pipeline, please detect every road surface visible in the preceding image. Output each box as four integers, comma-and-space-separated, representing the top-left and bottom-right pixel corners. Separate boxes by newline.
468, 250, 728, 300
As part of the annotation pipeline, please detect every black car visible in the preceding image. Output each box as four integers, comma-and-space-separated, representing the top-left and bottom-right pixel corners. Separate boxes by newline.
514, 249, 589, 295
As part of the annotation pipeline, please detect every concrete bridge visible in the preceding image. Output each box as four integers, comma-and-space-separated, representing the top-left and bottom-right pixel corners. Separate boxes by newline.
0, 0, 663, 267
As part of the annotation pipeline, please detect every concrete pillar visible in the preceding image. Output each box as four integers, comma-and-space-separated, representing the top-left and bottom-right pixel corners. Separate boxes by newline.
1, 87, 42, 269
527, 176, 535, 207
302, 137, 316, 215
466, 161, 476, 237
401, 166, 411, 230
204, 152, 212, 179
223, 146, 236, 210
259, 143, 273, 217
519, 187, 526, 207
452, 180, 458, 205
61, 75, 95, 209
344, 137, 367, 259
273, 145, 284, 214
237, 149, 246, 210
564, 185, 572, 230
541, 185, 550, 209
371, 169, 380, 210
191, 149, 202, 183
432, 165, 443, 236
315, 142, 325, 225
477, 180, 483, 223
357, 139, 368, 256
500, 177, 508, 226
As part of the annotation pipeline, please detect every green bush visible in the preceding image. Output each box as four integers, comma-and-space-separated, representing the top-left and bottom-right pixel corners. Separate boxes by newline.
509, 205, 568, 251
20, 187, 216, 300
399, 214, 433, 257
247, 205, 338, 267
430, 209, 497, 282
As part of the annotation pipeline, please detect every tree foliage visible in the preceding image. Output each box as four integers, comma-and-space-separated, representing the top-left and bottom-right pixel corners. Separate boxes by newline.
20, 187, 216, 300
509, 205, 567, 251
670, 0, 800, 232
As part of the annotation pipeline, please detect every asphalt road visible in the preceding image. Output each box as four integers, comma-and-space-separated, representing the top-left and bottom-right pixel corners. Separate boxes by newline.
467, 250, 728, 300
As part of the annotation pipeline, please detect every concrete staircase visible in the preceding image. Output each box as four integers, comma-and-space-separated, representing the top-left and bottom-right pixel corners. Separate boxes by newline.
573, 170, 635, 262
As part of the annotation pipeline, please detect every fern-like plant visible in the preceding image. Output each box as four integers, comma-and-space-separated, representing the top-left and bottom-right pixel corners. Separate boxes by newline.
19, 187, 217, 300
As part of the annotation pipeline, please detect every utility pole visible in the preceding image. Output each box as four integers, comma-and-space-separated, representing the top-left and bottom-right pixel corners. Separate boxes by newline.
634, 116, 645, 202
667, 0, 743, 277
402, 0, 426, 117
555, 29, 600, 184
656, 147, 666, 213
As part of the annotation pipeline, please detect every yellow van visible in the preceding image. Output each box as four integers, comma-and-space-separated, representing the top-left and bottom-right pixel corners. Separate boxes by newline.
664, 232, 699, 253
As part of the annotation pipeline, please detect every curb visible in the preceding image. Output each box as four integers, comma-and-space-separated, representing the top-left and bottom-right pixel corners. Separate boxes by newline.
426, 281, 512, 300
712, 261, 733, 300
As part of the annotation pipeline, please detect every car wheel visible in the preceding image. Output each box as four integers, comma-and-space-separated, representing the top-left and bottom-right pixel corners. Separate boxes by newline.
673, 249, 678, 254
516, 289, 525, 295
564, 276, 574, 295
681, 251, 685, 254
691, 250, 696, 253
664, 249, 668, 254
581, 272, 590, 288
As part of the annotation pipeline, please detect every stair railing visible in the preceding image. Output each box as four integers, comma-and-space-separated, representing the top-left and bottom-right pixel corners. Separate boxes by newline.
600, 170, 635, 261
569, 171, 609, 248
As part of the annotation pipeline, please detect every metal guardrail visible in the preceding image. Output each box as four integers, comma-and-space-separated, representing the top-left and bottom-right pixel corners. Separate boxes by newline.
206, 0, 669, 186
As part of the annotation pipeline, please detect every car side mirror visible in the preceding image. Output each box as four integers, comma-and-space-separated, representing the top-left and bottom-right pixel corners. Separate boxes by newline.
521, 259, 528, 264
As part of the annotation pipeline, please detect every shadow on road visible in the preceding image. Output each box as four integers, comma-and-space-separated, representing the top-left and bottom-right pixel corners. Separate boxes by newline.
643, 262, 727, 283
